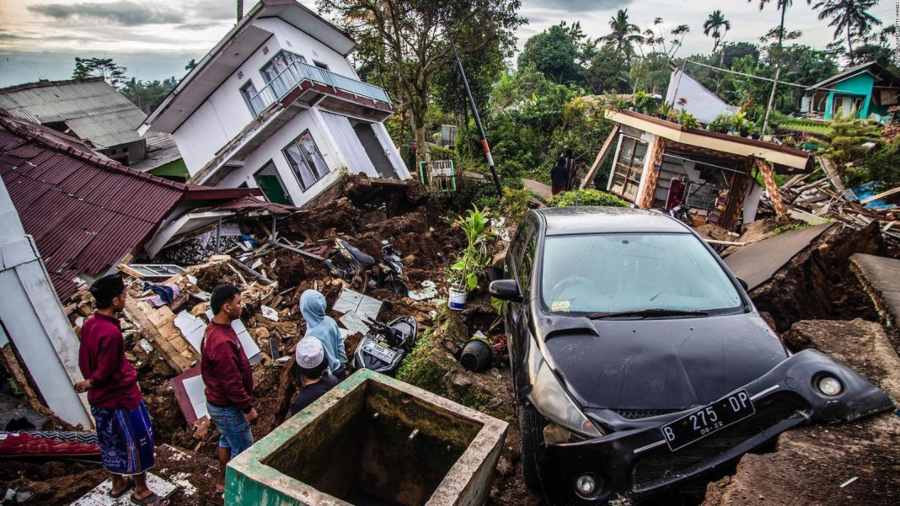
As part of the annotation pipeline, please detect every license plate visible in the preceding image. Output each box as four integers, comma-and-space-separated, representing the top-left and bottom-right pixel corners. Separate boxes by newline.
660, 390, 755, 452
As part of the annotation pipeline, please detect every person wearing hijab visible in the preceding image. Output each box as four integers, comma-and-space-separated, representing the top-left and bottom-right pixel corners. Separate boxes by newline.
299, 289, 347, 377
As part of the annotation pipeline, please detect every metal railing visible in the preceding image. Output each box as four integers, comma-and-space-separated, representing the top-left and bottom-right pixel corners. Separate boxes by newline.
246, 61, 391, 117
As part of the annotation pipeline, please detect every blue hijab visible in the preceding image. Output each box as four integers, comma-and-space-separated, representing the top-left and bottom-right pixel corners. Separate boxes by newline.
300, 289, 346, 374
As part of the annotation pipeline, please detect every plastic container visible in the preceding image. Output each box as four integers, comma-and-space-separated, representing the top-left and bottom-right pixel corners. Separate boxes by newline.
448, 287, 467, 311
460, 339, 493, 372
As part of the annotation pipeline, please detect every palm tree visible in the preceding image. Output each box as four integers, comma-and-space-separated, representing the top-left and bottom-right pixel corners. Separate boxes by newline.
602, 9, 643, 62
813, 0, 882, 63
749, 0, 812, 54
704, 10, 731, 53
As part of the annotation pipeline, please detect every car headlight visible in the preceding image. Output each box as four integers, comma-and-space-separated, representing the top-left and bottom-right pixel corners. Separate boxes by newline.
816, 374, 843, 396
531, 361, 604, 438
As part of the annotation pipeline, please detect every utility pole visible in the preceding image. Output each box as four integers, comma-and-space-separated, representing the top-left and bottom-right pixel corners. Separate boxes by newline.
762, 1, 788, 137
453, 47, 502, 196
237, 0, 244, 22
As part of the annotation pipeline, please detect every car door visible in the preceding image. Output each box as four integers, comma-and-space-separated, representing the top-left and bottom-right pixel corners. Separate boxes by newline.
508, 218, 537, 386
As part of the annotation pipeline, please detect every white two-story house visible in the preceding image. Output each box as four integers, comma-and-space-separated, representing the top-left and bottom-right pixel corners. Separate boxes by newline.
139, 0, 410, 207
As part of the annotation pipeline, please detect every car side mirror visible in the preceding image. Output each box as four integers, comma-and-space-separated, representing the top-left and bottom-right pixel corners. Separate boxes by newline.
490, 279, 523, 303
737, 278, 750, 292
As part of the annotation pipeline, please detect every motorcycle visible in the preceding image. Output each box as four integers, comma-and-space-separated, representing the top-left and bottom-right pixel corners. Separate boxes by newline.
351, 317, 418, 375
324, 238, 407, 295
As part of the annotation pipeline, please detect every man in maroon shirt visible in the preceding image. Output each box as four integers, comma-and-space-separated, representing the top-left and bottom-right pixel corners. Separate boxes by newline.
202, 284, 257, 495
75, 274, 158, 505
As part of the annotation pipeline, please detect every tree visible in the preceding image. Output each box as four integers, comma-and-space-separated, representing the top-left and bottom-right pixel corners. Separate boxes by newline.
71, 57, 128, 88
518, 22, 590, 85
317, 0, 524, 164
585, 45, 630, 94
703, 10, 731, 53
813, 0, 881, 63
640, 18, 690, 59
748, 1, 812, 56
601, 9, 643, 62
185, 59, 198, 72
121, 77, 178, 113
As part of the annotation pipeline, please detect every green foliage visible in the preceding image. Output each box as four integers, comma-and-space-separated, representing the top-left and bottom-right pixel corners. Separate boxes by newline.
499, 187, 532, 224
121, 77, 178, 113
809, 119, 883, 169
708, 114, 733, 133
449, 206, 494, 291
585, 45, 631, 94
72, 57, 127, 88
861, 136, 900, 187
549, 189, 629, 208
518, 22, 592, 86
674, 110, 700, 129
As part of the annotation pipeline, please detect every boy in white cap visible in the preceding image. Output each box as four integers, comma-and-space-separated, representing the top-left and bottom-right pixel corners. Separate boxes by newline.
289, 338, 339, 417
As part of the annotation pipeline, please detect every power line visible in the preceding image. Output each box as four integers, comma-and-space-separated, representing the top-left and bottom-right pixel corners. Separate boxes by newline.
685, 59, 846, 94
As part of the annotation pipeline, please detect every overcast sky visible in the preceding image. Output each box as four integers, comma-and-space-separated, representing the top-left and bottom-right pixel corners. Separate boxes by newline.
0, 0, 895, 87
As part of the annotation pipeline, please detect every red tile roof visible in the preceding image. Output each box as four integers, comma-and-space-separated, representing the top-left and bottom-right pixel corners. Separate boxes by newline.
0, 111, 188, 300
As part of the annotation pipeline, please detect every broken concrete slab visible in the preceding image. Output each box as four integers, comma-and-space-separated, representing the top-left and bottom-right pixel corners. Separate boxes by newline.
724, 223, 832, 291
226, 369, 508, 506
70, 472, 178, 506
737, 222, 884, 331
703, 319, 900, 506
850, 253, 900, 330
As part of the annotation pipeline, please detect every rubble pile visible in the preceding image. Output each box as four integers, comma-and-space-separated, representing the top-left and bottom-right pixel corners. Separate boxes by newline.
4, 176, 510, 505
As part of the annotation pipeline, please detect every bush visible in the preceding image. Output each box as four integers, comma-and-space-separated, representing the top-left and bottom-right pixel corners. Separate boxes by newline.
708, 114, 732, 134
548, 189, 629, 208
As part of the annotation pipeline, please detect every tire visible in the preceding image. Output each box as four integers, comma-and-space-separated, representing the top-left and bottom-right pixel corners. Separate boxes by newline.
519, 403, 546, 494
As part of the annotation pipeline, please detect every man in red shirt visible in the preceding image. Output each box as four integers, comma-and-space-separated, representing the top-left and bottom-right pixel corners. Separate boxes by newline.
75, 274, 158, 505
202, 284, 257, 495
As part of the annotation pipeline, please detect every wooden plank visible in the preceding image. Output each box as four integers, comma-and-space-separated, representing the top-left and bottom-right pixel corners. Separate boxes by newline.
0, 344, 51, 417
816, 156, 847, 194
860, 186, 900, 206
123, 297, 193, 373
580, 125, 620, 189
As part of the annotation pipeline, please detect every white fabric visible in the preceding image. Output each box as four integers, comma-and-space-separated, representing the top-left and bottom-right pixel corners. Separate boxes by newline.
319, 112, 378, 176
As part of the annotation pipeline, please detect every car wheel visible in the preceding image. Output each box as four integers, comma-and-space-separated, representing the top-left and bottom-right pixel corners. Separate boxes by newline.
519, 403, 546, 494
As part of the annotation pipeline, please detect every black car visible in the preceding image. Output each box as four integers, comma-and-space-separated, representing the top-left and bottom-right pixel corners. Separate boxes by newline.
490, 207, 893, 504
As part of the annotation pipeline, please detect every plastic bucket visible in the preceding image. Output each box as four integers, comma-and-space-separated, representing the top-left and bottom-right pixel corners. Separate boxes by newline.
448, 287, 467, 311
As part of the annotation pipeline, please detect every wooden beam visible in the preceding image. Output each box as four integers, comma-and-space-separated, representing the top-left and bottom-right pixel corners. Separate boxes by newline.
580, 125, 620, 189
860, 186, 900, 205
0, 344, 52, 418
755, 158, 788, 221
816, 156, 847, 194
636, 137, 665, 209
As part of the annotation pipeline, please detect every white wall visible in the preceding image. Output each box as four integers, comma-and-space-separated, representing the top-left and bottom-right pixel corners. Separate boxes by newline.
0, 179, 93, 429
218, 108, 354, 207
258, 18, 359, 79
174, 27, 286, 175
666, 70, 738, 125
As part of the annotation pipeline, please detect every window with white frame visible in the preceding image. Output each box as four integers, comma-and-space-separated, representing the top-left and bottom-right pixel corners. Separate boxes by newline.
282, 130, 330, 192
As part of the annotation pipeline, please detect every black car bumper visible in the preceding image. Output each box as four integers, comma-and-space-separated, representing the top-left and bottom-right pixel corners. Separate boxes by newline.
540, 349, 894, 504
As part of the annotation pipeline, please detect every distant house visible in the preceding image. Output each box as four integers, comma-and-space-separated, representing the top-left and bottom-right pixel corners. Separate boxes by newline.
802, 61, 900, 123
139, 0, 410, 208
665, 68, 738, 124
0, 77, 150, 165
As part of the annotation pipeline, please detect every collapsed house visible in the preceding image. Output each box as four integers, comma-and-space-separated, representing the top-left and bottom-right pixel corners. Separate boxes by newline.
0, 77, 184, 172
0, 110, 288, 427
583, 109, 811, 230
138, 0, 410, 208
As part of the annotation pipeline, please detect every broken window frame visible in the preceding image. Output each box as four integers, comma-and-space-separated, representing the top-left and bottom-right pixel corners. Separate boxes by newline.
282, 130, 330, 192
261, 50, 307, 99
611, 135, 648, 201
240, 80, 265, 117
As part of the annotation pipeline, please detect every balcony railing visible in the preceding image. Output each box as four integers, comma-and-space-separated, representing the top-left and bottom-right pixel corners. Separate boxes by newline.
246, 61, 391, 117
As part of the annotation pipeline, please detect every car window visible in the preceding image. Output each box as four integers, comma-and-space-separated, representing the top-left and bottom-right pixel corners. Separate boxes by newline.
541, 233, 742, 315
519, 232, 537, 294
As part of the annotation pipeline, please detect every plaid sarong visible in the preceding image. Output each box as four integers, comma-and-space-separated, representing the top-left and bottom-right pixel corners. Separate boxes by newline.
91, 401, 155, 475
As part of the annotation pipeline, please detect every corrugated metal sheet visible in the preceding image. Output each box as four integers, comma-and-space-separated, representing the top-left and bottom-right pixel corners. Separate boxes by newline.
0, 113, 184, 300
0, 78, 145, 149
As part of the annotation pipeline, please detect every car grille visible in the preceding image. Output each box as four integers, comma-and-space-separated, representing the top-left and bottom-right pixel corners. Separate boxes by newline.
631, 392, 808, 491
614, 408, 679, 419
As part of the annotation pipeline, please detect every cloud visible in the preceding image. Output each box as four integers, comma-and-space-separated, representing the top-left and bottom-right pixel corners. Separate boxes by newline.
187, 0, 242, 21
525, 0, 632, 11
28, 1, 184, 26
0, 31, 29, 41
175, 22, 226, 31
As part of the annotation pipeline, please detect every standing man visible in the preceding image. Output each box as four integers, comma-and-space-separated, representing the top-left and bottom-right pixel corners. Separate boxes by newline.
76, 274, 158, 505
202, 284, 257, 495
551, 150, 572, 196
289, 338, 339, 417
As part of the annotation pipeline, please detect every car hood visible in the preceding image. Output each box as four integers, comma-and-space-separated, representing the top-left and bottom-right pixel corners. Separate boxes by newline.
542, 313, 788, 411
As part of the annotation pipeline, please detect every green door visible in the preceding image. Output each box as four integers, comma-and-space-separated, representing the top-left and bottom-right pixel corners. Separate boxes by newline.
255, 174, 290, 204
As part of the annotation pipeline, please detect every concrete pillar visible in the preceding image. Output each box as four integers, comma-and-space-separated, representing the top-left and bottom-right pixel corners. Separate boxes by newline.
635, 136, 665, 209
754, 158, 788, 221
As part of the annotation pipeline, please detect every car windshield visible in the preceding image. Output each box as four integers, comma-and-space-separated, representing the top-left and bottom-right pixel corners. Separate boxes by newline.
541, 233, 743, 316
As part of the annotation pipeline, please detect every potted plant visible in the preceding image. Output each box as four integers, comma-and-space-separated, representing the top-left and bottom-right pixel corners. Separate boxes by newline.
448, 206, 492, 310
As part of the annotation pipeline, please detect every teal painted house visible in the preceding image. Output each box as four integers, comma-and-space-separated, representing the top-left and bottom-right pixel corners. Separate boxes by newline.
802, 61, 900, 124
